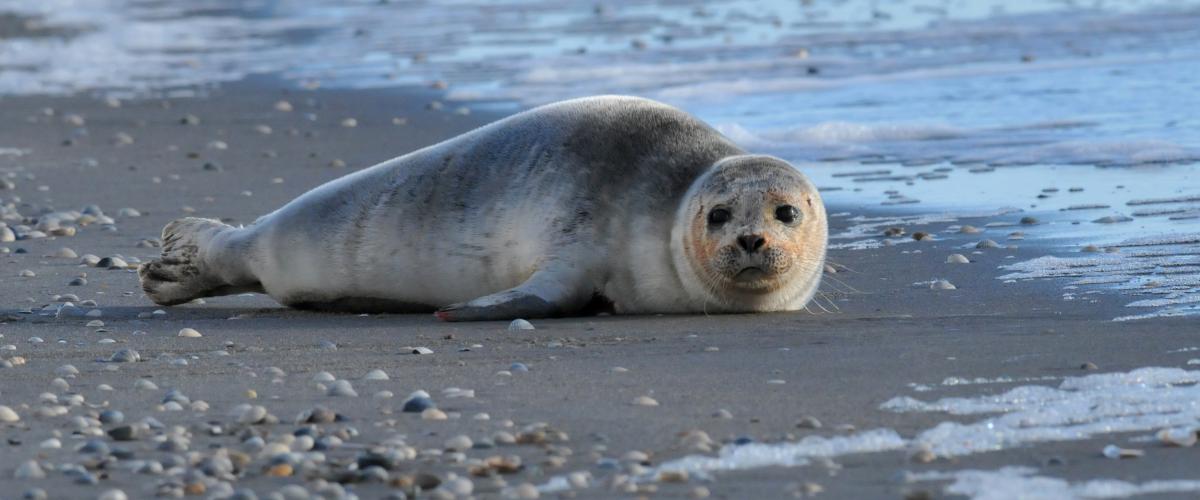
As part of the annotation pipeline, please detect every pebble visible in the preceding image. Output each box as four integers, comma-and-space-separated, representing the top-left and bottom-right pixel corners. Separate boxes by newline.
712, 409, 733, 419
411, 346, 434, 355
508, 319, 535, 331
796, 415, 823, 429
69, 277, 87, 286
1102, 445, 1143, 459
422, 408, 448, 420
301, 405, 337, 424
97, 489, 128, 500
274, 100, 294, 112
23, 488, 48, 500
445, 435, 473, 451
56, 364, 80, 377
178, 328, 202, 338
631, 396, 659, 407
107, 425, 139, 441
99, 410, 124, 424
510, 483, 539, 499
1019, 216, 1038, 225
340, 118, 358, 127
403, 396, 436, 413
52, 247, 78, 258
18, 269, 35, 277
0, 402, 20, 422
312, 371, 336, 382
1157, 428, 1197, 447
134, 379, 158, 390
327, 380, 358, 397
363, 369, 389, 380
975, 239, 1000, 249
180, 114, 200, 125
109, 349, 140, 363
945, 254, 970, 264
40, 437, 62, 449
14, 460, 44, 479
510, 362, 530, 372
930, 280, 957, 290
1080, 362, 1098, 370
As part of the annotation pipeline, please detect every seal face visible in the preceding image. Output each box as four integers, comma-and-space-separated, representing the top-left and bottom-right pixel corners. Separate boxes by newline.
139, 95, 827, 321
673, 155, 827, 313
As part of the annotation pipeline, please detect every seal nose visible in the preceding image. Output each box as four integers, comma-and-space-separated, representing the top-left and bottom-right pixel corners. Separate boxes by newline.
737, 234, 766, 254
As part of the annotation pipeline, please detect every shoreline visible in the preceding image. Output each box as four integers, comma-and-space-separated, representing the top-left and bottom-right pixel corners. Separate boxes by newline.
1, 76, 1198, 498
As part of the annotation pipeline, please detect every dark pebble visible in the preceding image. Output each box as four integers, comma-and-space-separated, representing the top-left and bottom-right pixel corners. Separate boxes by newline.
402, 397, 435, 413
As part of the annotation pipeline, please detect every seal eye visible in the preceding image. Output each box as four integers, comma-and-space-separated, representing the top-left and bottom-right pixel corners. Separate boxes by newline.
707, 208, 731, 226
775, 205, 801, 224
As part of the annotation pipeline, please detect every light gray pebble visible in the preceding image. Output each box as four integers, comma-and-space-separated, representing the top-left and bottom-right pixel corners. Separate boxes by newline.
508, 319, 535, 331
109, 349, 140, 363
327, 380, 358, 397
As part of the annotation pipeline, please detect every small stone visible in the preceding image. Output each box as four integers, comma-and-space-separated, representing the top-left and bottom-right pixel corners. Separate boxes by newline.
178, 328, 202, 338
691, 486, 711, 498
180, 114, 200, 125
1019, 216, 1038, 225
796, 416, 822, 429
134, 379, 158, 391
510, 362, 529, 372
1157, 428, 1197, 448
274, 100, 293, 112
412, 346, 433, 355
340, 118, 358, 127
69, 277, 87, 286
931, 280, 956, 290
632, 396, 659, 407
327, 380, 358, 397
363, 369, 389, 380
422, 408, 448, 420
109, 349, 140, 363
712, 409, 733, 419
884, 227, 905, 237
312, 371, 336, 382
107, 425, 139, 441
18, 269, 35, 278
508, 319, 535, 331
510, 483, 539, 499
1102, 444, 1143, 459
56, 364, 80, 377
945, 254, 969, 264
302, 406, 338, 424
14, 460, 44, 479
975, 239, 1000, 249
0, 405, 20, 422
266, 464, 293, 477
445, 435, 473, 451
52, 247, 78, 258
99, 410, 124, 424
1080, 362, 1098, 370
912, 232, 931, 241
403, 395, 436, 413
98, 489, 129, 500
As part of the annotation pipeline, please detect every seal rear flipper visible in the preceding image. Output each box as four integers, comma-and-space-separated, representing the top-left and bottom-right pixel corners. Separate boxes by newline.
435, 268, 589, 322
139, 217, 260, 306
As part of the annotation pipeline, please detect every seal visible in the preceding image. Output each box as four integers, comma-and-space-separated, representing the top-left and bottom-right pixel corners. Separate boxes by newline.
139, 95, 827, 321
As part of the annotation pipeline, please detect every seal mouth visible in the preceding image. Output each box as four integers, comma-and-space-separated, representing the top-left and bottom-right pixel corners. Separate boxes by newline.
731, 267, 775, 289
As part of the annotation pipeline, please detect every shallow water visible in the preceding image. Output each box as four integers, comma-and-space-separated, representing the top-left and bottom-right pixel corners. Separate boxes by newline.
3, 0, 1197, 319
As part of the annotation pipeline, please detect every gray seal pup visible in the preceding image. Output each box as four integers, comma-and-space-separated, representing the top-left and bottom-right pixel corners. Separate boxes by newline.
139, 95, 827, 321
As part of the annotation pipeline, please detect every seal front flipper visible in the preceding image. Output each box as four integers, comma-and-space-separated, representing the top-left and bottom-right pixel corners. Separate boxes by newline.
435, 268, 589, 322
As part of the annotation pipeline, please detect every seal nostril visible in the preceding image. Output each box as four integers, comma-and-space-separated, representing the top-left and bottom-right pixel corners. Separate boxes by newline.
737, 234, 766, 253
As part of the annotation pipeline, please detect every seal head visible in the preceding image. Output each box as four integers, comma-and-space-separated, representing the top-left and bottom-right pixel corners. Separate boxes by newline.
672, 155, 827, 312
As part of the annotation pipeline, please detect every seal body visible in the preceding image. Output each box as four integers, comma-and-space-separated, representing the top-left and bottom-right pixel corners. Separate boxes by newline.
140, 96, 827, 320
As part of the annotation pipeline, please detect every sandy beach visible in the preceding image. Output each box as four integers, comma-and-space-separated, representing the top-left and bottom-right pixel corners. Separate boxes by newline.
1, 78, 1198, 499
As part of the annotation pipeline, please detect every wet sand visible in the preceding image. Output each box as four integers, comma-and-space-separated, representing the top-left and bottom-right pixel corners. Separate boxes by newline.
1, 80, 1197, 499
